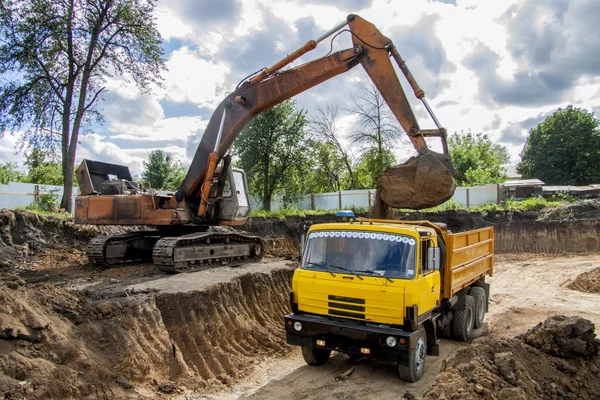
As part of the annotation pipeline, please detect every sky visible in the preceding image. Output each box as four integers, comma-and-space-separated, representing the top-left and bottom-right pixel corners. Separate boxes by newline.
1, 0, 599, 176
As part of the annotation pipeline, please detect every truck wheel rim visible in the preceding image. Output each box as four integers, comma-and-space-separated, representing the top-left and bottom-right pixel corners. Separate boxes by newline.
415, 337, 426, 372
467, 307, 474, 332
477, 297, 485, 321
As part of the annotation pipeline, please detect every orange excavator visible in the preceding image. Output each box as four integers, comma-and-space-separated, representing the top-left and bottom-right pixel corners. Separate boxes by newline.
75, 14, 456, 273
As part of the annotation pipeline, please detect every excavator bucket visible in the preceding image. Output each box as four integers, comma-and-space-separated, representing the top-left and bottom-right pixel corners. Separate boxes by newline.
375, 152, 456, 211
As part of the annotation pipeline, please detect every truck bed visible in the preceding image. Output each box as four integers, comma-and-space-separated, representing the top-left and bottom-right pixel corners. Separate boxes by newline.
443, 227, 494, 299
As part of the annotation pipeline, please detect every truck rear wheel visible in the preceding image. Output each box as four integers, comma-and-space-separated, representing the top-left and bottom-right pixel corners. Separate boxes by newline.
452, 295, 475, 342
470, 287, 487, 329
302, 346, 331, 366
398, 326, 427, 382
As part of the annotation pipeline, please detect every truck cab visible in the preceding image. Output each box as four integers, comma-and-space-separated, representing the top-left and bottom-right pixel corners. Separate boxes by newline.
285, 218, 493, 382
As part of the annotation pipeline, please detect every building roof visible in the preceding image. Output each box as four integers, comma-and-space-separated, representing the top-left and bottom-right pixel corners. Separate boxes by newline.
505, 179, 544, 187
543, 185, 600, 193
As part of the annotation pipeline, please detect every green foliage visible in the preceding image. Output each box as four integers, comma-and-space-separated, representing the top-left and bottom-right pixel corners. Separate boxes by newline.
141, 150, 186, 191
304, 141, 348, 193
518, 106, 600, 185
354, 148, 396, 189
0, 0, 166, 211
547, 191, 577, 203
234, 101, 310, 211
0, 162, 25, 184
24, 148, 63, 185
249, 206, 333, 220
26, 192, 58, 213
449, 132, 509, 186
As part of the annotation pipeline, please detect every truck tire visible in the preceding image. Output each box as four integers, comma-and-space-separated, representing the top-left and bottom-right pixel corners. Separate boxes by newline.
452, 295, 475, 342
439, 318, 452, 339
301, 346, 331, 366
470, 287, 487, 329
398, 326, 427, 382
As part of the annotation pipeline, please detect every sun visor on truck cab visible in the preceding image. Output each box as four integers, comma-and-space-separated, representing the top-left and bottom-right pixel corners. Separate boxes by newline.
76, 159, 133, 195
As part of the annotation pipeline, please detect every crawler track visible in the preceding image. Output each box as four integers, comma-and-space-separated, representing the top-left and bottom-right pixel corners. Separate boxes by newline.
87, 232, 161, 266
153, 232, 265, 273
86, 230, 265, 273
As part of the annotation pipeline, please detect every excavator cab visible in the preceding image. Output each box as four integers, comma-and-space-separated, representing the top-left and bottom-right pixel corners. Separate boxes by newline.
207, 166, 251, 224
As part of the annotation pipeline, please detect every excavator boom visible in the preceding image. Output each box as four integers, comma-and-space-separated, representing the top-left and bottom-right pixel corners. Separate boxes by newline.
75, 13, 456, 272
180, 14, 455, 215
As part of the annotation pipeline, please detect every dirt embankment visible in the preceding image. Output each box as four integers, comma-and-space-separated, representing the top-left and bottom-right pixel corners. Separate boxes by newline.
243, 200, 600, 255
0, 209, 136, 274
0, 268, 294, 399
423, 315, 600, 400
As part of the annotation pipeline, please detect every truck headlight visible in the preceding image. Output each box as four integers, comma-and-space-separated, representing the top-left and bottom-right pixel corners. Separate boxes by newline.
293, 321, 303, 332
386, 336, 397, 347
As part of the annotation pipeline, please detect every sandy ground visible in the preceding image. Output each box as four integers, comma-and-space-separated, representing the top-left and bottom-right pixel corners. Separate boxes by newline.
188, 253, 600, 400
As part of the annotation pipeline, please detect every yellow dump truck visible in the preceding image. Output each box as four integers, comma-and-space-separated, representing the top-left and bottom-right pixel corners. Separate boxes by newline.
285, 218, 494, 382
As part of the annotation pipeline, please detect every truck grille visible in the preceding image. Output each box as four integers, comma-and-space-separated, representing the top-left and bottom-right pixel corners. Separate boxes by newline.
328, 295, 365, 319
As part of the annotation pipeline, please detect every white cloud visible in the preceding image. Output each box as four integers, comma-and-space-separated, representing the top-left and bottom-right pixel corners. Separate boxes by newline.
110, 116, 208, 142
155, 6, 192, 41
0, 134, 24, 166
159, 47, 230, 108
77, 134, 189, 176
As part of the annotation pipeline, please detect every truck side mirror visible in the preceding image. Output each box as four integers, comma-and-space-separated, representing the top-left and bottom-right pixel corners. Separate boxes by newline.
299, 234, 306, 261
428, 247, 441, 271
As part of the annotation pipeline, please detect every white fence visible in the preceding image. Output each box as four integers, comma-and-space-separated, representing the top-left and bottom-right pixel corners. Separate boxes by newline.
1, 182, 501, 213
0, 182, 80, 210
251, 183, 503, 211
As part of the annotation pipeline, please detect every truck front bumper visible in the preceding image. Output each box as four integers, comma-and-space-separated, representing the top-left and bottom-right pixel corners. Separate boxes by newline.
285, 313, 420, 365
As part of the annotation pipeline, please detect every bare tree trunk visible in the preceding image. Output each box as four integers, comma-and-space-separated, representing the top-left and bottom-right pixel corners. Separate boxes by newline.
263, 156, 270, 211
342, 155, 359, 189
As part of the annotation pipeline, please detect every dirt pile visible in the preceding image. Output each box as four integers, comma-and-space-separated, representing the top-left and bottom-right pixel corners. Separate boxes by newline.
376, 154, 456, 211
0, 268, 294, 399
568, 267, 600, 293
423, 315, 600, 400
0, 209, 133, 274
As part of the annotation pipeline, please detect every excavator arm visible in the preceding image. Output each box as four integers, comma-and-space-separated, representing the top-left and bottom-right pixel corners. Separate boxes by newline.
74, 14, 457, 272
180, 14, 455, 216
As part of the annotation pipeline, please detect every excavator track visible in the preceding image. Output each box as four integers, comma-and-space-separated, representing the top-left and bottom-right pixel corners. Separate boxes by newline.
87, 231, 162, 267
152, 232, 264, 273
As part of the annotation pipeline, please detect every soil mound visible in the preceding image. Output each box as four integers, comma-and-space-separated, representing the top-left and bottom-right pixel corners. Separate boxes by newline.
424, 316, 600, 400
522, 315, 599, 358
568, 267, 600, 293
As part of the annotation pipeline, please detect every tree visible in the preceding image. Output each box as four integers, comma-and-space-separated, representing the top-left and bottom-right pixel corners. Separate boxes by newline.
24, 148, 63, 185
347, 82, 404, 184
354, 148, 396, 189
449, 132, 509, 186
141, 150, 186, 191
234, 100, 309, 211
0, 162, 25, 184
0, 0, 165, 211
310, 103, 358, 189
306, 140, 347, 193
518, 106, 600, 185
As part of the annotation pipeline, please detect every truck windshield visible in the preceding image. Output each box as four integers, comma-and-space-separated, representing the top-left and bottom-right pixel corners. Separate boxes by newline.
302, 230, 417, 279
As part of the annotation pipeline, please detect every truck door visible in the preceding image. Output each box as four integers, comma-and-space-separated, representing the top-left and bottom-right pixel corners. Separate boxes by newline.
417, 238, 441, 316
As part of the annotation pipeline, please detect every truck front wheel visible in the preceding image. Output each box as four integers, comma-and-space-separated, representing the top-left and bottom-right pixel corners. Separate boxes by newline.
453, 295, 475, 341
398, 326, 427, 382
302, 346, 331, 366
